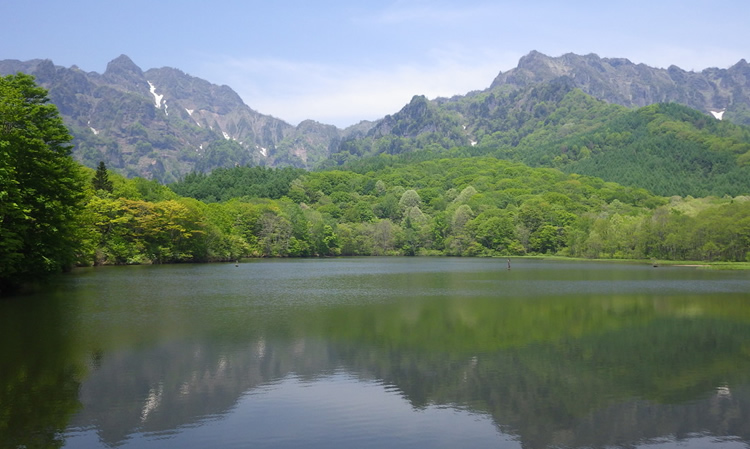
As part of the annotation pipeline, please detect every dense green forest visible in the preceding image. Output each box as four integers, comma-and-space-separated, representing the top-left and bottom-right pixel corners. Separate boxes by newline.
3, 76, 750, 294
80, 156, 749, 266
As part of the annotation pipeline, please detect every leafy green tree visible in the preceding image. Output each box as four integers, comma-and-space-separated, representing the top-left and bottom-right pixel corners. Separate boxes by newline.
319, 224, 340, 256
0, 74, 86, 293
529, 224, 565, 254
398, 189, 422, 211
258, 211, 292, 256
373, 193, 399, 220
469, 213, 517, 254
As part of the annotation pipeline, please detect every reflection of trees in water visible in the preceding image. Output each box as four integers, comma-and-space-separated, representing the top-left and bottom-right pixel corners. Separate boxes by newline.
0, 295, 84, 449
0, 364, 81, 449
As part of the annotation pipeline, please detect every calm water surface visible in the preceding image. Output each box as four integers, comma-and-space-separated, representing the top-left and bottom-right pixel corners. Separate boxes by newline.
2, 258, 750, 448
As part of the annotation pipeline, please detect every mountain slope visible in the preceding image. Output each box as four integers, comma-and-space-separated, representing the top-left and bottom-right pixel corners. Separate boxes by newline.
508, 100, 750, 197
333, 81, 750, 196
0, 55, 352, 182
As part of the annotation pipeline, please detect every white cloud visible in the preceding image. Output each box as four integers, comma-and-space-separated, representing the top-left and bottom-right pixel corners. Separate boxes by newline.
201, 48, 519, 128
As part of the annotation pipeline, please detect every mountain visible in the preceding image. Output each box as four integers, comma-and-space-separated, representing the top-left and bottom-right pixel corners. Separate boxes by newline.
327, 56, 750, 197
3, 51, 750, 193
491, 51, 750, 126
0, 55, 369, 182
328, 76, 750, 196
338, 52, 750, 158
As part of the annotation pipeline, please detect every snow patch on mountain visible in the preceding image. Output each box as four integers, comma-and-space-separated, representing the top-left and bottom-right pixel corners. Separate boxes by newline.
147, 81, 164, 109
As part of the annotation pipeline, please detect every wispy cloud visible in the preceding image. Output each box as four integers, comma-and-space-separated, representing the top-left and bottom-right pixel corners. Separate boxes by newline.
202, 48, 519, 128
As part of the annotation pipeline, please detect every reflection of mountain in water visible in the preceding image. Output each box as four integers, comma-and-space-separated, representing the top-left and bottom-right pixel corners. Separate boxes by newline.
72, 316, 750, 449
355, 348, 750, 449
71, 338, 340, 445
335, 317, 750, 448
13, 261, 750, 448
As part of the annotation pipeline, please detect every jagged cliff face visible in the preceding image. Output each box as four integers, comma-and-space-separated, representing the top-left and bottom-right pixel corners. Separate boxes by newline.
490, 51, 750, 125
0, 55, 340, 182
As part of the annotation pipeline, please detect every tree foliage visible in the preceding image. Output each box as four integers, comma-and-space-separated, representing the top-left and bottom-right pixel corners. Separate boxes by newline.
169, 165, 306, 202
0, 74, 86, 293
74, 155, 750, 265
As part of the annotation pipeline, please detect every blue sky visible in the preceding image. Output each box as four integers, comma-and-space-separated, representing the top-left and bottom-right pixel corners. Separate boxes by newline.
2, 0, 747, 127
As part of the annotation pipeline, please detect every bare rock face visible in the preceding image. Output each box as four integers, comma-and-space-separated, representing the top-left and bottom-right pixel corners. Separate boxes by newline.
491, 52, 750, 126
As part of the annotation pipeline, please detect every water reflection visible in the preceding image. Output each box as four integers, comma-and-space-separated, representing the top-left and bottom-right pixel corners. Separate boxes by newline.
0, 289, 83, 449
1, 258, 750, 448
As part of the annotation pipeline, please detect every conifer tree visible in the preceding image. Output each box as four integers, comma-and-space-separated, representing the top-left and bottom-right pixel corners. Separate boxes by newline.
92, 160, 113, 193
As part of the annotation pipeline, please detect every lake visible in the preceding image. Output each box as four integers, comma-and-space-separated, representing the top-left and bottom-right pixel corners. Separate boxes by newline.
2, 257, 750, 448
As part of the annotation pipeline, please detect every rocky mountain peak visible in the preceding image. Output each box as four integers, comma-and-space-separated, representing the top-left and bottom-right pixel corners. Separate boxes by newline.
728, 59, 750, 80
103, 54, 147, 91
516, 50, 548, 67
105, 54, 141, 74
490, 51, 750, 125
31, 59, 58, 84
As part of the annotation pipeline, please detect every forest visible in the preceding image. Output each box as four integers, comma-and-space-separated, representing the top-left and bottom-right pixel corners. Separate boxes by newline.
3, 74, 750, 293
79, 156, 750, 266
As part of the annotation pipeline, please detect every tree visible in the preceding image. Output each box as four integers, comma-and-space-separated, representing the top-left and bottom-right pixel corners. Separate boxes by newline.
92, 160, 113, 193
398, 189, 422, 211
0, 74, 85, 293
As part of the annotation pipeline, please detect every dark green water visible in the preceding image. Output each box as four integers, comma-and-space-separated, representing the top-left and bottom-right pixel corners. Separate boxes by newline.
2, 257, 750, 449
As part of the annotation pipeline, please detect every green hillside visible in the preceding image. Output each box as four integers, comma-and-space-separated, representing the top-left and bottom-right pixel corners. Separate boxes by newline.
514, 102, 750, 196
328, 81, 750, 197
